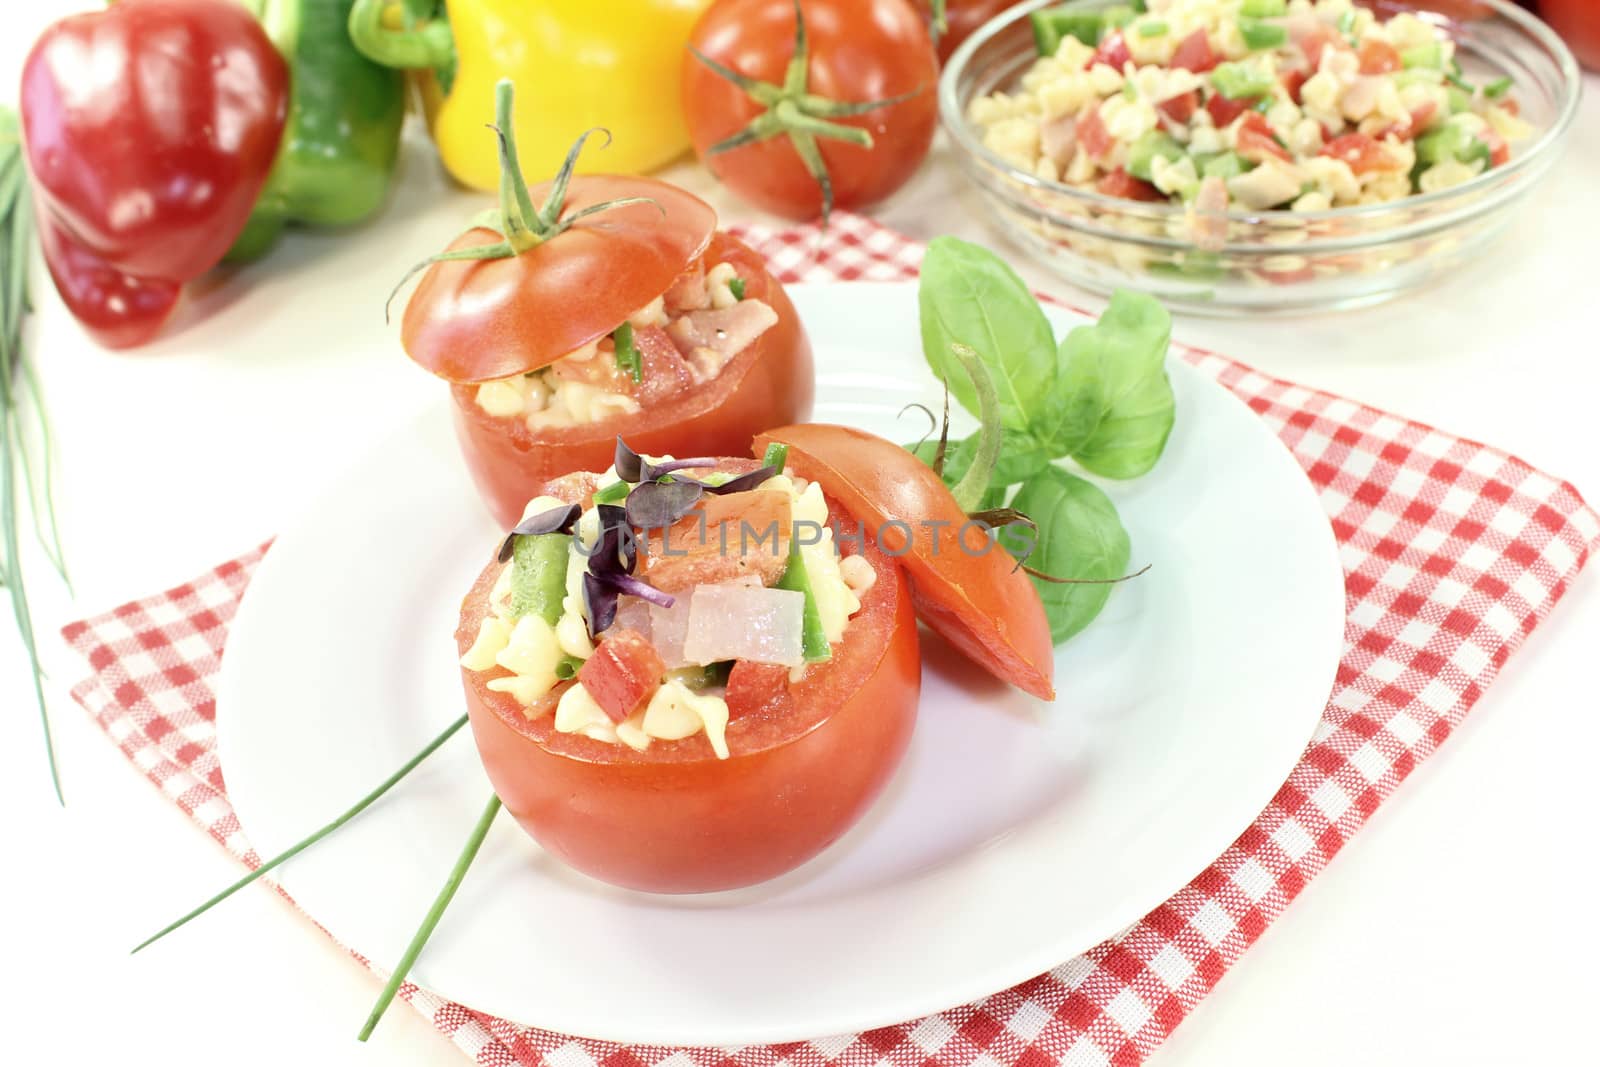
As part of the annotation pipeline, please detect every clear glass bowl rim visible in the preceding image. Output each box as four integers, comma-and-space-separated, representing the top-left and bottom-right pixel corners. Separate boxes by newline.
938, 0, 1584, 226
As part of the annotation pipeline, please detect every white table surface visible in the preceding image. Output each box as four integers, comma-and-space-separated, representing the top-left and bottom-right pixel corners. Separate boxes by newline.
2, 6, 1596, 1065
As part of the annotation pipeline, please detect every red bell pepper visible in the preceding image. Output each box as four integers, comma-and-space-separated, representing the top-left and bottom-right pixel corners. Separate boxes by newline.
20, 0, 289, 349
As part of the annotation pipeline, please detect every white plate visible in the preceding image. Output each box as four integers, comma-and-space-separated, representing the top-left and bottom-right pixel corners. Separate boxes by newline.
217, 281, 1344, 1046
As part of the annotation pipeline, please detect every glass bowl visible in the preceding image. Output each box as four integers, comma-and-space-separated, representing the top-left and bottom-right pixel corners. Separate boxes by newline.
940, 0, 1581, 314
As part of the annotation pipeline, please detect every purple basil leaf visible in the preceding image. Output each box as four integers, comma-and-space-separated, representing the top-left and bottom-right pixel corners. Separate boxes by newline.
590, 504, 637, 575
698, 464, 780, 496
607, 573, 676, 609
582, 572, 619, 639
643, 456, 721, 480
625, 479, 705, 530
496, 502, 582, 563
613, 438, 644, 483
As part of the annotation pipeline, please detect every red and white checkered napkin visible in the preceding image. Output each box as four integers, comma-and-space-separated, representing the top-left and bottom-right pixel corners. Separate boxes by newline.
63, 214, 1600, 1066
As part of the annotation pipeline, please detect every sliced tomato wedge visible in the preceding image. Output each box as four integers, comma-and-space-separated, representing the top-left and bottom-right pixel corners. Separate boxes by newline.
756, 424, 1056, 701
1097, 168, 1166, 202
1206, 92, 1256, 129
1171, 29, 1220, 73
1236, 112, 1292, 164
577, 629, 665, 723
459, 506, 919, 893
403, 175, 716, 384
450, 232, 815, 528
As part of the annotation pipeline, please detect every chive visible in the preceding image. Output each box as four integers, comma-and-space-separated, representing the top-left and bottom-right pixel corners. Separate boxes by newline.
591, 479, 631, 505
1137, 19, 1167, 37
133, 713, 471, 953
0, 107, 65, 803
1484, 76, 1513, 99
776, 540, 831, 663
612, 322, 642, 384
760, 442, 789, 470
1336, 9, 1356, 34
360, 793, 502, 1041
554, 655, 584, 680
728, 276, 746, 301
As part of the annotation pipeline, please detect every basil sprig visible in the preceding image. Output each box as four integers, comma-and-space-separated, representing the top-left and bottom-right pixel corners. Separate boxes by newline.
912, 237, 1175, 641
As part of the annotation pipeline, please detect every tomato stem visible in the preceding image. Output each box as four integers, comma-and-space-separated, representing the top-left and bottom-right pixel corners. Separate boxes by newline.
930, 0, 948, 39
946, 343, 1001, 513
690, 0, 928, 222
359, 792, 503, 1041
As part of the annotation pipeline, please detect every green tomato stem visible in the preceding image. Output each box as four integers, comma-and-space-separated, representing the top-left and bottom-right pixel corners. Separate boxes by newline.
946, 343, 1002, 513
359, 793, 503, 1041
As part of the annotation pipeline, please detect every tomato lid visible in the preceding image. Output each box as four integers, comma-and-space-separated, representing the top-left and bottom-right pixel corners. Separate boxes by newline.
401, 175, 716, 384
756, 424, 1056, 700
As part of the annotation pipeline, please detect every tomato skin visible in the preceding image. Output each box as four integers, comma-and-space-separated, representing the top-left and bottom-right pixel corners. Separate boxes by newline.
1078, 104, 1113, 159
578, 630, 665, 723
1087, 30, 1131, 71
683, 0, 939, 219
921, 0, 1024, 63
1542, 0, 1600, 72
403, 176, 715, 383
452, 233, 815, 528
1237, 112, 1293, 164
756, 424, 1055, 701
1158, 90, 1200, 123
459, 511, 920, 893
1206, 92, 1255, 129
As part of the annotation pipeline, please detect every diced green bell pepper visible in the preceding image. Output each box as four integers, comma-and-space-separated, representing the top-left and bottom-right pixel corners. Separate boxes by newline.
776, 541, 831, 663
1240, 0, 1286, 16
1401, 42, 1445, 70
1137, 19, 1169, 38
1239, 18, 1288, 50
1127, 130, 1184, 182
1197, 151, 1253, 180
1210, 61, 1276, 100
1030, 8, 1107, 55
510, 534, 570, 625
228, 0, 406, 261
1415, 119, 1490, 170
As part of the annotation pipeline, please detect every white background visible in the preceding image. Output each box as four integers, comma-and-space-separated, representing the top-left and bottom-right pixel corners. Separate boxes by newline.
2, 4, 1597, 1065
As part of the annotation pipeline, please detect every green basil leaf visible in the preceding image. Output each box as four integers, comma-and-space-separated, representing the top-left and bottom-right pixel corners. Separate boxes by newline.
907, 430, 1052, 492
1010, 467, 1132, 643
1049, 289, 1176, 479
918, 237, 1057, 434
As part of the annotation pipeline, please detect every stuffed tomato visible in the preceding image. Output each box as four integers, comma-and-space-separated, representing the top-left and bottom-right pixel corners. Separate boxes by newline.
455, 443, 918, 893
399, 83, 814, 529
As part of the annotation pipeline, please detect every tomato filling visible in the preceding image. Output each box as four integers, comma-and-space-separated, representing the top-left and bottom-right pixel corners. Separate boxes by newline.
471, 258, 779, 428
458, 459, 882, 761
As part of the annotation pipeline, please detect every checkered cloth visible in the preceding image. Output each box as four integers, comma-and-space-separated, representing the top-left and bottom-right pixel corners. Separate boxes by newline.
62, 214, 1600, 1066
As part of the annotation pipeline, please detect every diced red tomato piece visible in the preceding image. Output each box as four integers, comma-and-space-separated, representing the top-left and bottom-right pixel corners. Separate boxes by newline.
1358, 38, 1402, 74
1236, 112, 1292, 163
1086, 30, 1131, 71
1096, 168, 1166, 201
577, 629, 665, 723
643, 488, 793, 591
1499, 97, 1520, 117
725, 660, 792, 720
1281, 69, 1309, 105
1406, 100, 1440, 139
1297, 24, 1342, 68
1206, 92, 1256, 128
1158, 90, 1199, 123
1320, 132, 1401, 174
1078, 103, 1112, 159
1482, 127, 1510, 167
1171, 29, 1220, 73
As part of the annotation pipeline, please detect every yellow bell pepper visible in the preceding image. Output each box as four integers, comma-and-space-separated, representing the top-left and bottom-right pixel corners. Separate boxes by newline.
349, 0, 710, 191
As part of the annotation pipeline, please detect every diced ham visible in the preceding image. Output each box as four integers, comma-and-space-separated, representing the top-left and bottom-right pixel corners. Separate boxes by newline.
665, 301, 779, 382
682, 583, 805, 668
577, 629, 665, 723
1190, 176, 1230, 252
548, 341, 624, 388
726, 660, 792, 720
1077, 103, 1112, 159
1296, 24, 1342, 68
664, 260, 708, 312
541, 471, 603, 507
1040, 112, 1079, 168
627, 324, 696, 404
642, 489, 792, 591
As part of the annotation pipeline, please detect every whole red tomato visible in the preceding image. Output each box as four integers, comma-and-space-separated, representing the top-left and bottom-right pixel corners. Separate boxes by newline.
460, 506, 920, 893
1540, 0, 1600, 70
923, 0, 1027, 63
682, 0, 940, 220
447, 231, 815, 528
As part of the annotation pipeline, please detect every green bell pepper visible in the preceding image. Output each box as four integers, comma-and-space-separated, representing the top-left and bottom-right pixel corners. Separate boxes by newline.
229, 0, 406, 261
